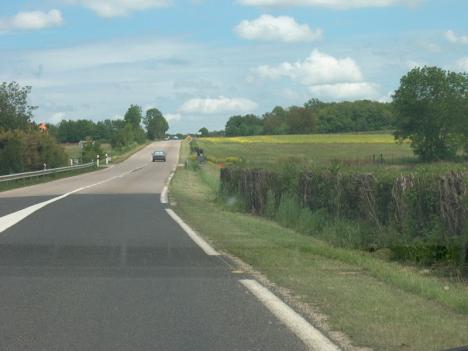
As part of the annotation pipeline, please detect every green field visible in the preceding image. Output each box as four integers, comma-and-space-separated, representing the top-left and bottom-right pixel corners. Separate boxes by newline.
198, 134, 415, 168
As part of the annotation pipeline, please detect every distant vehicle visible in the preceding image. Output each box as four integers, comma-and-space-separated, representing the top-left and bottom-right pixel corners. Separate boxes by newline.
152, 150, 166, 162
171, 136, 179, 140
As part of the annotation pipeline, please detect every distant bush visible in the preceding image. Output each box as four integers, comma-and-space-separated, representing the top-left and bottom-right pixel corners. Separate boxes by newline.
0, 129, 67, 174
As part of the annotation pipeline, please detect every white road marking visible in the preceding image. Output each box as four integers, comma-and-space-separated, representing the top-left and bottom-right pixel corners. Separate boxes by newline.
160, 141, 180, 204
160, 172, 175, 204
0, 165, 145, 234
165, 209, 219, 256
240, 279, 341, 351
160, 185, 169, 204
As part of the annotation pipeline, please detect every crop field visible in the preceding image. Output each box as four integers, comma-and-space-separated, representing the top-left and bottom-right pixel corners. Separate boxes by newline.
197, 133, 415, 168
204, 133, 401, 144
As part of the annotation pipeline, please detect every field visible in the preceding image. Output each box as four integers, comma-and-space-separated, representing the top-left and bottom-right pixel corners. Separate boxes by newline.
170, 141, 468, 351
204, 133, 401, 144
198, 134, 415, 168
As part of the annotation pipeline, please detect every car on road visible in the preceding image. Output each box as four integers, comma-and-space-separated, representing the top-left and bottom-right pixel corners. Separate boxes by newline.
152, 150, 166, 162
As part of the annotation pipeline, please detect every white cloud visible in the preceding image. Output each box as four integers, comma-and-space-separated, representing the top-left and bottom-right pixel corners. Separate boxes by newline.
457, 58, 468, 72
179, 97, 257, 114
0, 9, 63, 31
28, 38, 193, 71
71, 0, 171, 17
446, 30, 468, 44
165, 113, 182, 121
254, 50, 380, 100
407, 60, 426, 69
235, 15, 322, 42
49, 112, 66, 124
255, 50, 363, 85
309, 82, 380, 100
238, 0, 420, 9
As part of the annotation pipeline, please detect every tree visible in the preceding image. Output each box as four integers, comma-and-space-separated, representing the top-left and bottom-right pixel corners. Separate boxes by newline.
286, 106, 317, 134
263, 107, 289, 135
199, 127, 209, 137
124, 105, 143, 130
144, 108, 168, 140
0, 129, 67, 174
0, 82, 36, 131
225, 114, 263, 136
393, 66, 468, 161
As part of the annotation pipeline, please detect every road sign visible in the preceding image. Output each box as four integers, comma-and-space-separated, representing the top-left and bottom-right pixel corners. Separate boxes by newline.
185, 136, 193, 143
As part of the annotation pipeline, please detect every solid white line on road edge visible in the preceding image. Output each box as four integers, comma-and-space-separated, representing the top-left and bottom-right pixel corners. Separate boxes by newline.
240, 279, 341, 351
160, 185, 168, 204
0, 165, 145, 234
165, 209, 220, 256
160, 142, 180, 204
160, 172, 174, 204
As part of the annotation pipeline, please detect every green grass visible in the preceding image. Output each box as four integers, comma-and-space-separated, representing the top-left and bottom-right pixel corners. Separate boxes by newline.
170, 141, 468, 351
197, 134, 415, 168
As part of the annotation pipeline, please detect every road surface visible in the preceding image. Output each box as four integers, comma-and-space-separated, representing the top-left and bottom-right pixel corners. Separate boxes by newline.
0, 141, 307, 351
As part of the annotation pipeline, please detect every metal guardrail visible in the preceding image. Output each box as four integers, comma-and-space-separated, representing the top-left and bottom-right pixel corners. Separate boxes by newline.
0, 162, 95, 183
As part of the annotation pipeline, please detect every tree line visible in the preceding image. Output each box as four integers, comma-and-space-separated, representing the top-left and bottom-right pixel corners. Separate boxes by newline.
222, 99, 394, 137
49, 105, 168, 147
218, 66, 468, 161
0, 81, 170, 174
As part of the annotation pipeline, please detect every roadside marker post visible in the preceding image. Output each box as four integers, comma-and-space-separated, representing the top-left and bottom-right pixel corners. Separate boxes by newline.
96, 154, 100, 167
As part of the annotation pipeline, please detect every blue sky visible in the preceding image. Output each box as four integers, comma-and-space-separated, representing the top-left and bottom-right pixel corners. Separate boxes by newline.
1, 0, 467, 133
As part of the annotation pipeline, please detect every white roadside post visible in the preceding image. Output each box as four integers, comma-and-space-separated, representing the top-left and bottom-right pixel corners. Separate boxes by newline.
96, 154, 100, 167
105, 153, 109, 165
69, 159, 73, 166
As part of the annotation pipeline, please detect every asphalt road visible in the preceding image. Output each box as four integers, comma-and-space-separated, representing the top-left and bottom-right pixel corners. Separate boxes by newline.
0, 141, 306, 351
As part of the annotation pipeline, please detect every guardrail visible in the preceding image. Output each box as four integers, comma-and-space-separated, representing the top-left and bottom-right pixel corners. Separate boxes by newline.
0, 162, 95, 183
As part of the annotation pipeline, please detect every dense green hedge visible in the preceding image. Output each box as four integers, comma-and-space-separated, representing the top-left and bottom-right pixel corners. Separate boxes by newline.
0, 129, 68, 175
220, 166, 467, 265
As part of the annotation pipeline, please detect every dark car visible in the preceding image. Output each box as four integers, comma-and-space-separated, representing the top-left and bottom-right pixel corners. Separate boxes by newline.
152, 150, 166, 162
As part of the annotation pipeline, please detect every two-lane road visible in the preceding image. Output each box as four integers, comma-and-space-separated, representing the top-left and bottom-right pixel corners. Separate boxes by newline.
0, 141, 307, 351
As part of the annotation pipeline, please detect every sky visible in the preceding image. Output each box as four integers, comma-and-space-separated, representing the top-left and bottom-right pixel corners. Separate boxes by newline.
1, 0, 467, 133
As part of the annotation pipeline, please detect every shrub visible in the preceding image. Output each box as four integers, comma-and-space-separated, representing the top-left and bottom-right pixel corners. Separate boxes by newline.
0, 129, 67, 174
219, 166, 468, 266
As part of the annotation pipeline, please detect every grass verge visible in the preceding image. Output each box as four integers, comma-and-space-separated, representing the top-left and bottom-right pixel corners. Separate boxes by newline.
170, 142, 468, 351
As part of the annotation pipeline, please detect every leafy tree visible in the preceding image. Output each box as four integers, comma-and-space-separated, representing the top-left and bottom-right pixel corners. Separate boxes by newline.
263, 106, 289, 135
81, 138, 104, 163
287, 106, 316, 134
199, 127, 209, 137
0, 81, 36, 131
0, 129, 67, 174
304, 98, 325, 110
144, 108, 168, 140
124, 105, 143, 130
111, 123, 135, 148
393, 66, 468, 161
225, 114, 263, 136
57, 119, 97, 143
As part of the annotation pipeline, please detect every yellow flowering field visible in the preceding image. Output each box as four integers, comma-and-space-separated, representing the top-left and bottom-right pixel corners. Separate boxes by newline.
203, 134, 400, 144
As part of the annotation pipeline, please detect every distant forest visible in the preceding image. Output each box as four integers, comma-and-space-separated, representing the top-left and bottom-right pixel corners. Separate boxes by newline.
221, 99, 394, 137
